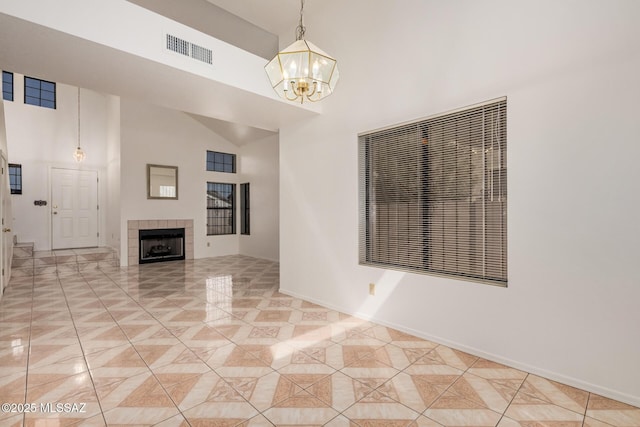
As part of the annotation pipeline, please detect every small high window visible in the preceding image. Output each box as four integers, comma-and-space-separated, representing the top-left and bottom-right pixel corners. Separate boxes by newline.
206, 151, 236, 173
9, 163, 22, 195
24, 76, 56, 109
2, 71, 13, 101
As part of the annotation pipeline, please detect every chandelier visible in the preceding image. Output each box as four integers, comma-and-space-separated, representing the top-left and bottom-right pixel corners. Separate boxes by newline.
265, 0, 339, 103
73, 87, 86, 163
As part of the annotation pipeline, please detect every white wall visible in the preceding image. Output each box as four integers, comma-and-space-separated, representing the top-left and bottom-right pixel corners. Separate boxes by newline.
0, 0, 288, 102
239, 135, 279, 261
127, 0, 278, 60
4, 77, 109, 250
105, 95, 121, 255
0, 101, 8, 161
279, 0, 640, 405
119, 98, 241, 265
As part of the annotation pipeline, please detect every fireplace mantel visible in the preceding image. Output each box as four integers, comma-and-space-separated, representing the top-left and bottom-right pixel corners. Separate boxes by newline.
127, 219, 194, 266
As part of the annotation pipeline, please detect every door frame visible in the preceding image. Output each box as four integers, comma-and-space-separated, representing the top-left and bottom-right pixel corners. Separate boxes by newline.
0, 150, 12, 297
49, 166, 100, 250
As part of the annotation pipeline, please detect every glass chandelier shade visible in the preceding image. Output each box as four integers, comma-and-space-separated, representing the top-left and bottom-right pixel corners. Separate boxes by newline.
265, 0, 338, 103
73, 146, 86, 163
265, 39, 339, 103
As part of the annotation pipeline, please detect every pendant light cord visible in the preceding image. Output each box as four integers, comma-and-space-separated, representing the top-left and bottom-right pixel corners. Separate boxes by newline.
295, 0, 306, 40
77, 87, 81, 149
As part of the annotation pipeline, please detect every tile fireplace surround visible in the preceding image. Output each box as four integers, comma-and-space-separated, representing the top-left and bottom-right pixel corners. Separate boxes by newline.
127, 219, 194, 266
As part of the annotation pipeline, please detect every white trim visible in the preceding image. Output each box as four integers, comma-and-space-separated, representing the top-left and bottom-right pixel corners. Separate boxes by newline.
279, 287, 640, 408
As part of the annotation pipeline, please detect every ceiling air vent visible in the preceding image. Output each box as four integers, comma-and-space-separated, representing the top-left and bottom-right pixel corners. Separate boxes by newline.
166, 34, 189, 57
165, 34, 213, 65
191, 43, 212, 65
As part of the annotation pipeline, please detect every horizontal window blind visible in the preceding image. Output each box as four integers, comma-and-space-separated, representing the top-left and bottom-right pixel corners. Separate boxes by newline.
207, 182, 236, 235
359, 99, 507, 285
240, 183, 250, 235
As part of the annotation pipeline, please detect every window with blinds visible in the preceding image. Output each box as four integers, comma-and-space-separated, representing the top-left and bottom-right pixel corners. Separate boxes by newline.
240, 183, 250, 235
358, 98, 507, 286
206, 182, 236, 235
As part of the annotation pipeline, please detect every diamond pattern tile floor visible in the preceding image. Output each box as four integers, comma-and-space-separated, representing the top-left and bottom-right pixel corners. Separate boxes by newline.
0, 254, 638, 426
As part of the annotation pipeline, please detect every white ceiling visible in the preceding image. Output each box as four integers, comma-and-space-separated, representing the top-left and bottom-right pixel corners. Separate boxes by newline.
188, 113, 277, 146
205, 0, 301, 36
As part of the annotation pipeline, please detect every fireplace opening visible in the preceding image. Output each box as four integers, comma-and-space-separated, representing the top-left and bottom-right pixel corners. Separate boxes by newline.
139, 228, 185, 264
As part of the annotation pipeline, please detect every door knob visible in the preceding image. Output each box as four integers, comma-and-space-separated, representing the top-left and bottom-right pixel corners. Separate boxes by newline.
2, 228, 10, 232
53, 212, 58, 215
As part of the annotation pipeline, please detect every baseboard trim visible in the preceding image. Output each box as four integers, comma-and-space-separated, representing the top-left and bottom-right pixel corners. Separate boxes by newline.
279, 288, 640, 408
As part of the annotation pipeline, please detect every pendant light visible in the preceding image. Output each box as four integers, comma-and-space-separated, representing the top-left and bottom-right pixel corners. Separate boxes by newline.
73, 87, 86, 163
265, 0, 339, 103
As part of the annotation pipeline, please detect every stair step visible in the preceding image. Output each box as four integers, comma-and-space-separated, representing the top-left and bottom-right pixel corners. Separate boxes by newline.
13, 242, 34, 259
10, 246, 120, 278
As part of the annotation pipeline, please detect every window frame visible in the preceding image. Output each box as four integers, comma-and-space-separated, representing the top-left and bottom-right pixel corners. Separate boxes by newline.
24, 76, 56, 109
2, 71, 13, 101
8, 163, 22, 195
206, 182, 236, 235
358, 98, 507, 286
206, 150, 236, 173
240, 183, 250, 235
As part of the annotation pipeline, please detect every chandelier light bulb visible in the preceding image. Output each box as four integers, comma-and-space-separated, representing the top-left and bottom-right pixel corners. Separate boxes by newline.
73, 146, 86, 163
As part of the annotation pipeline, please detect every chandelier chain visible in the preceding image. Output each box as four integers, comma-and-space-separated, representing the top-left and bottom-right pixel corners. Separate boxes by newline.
73, 86, 86, 162
77, 87, 81, 148
295, 0, 306, 40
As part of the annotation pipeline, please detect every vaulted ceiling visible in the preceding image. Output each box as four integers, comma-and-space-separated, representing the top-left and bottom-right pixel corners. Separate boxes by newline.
205, 0, 303, 36
0, 0, 322, 145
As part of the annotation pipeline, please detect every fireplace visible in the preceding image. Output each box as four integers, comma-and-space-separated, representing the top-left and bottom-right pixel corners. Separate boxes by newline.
139, 228, 185, 264
127, 220, 193, 266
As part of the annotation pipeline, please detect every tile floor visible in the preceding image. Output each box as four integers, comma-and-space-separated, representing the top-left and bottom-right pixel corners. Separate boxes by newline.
1, 254, 639, 426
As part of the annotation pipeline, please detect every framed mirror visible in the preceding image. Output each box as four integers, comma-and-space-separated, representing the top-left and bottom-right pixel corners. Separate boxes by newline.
147, 164, 178, 200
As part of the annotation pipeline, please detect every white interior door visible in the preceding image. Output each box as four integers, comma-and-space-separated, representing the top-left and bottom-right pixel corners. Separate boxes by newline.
0, 152, 8, 296
51, 168, 98, 249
